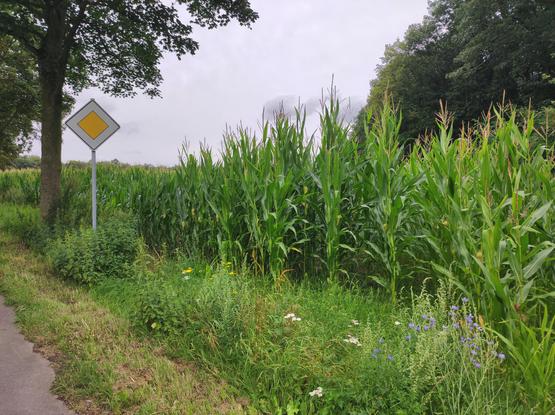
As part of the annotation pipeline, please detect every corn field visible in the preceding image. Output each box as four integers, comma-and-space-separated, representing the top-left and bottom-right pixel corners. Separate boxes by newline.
1, 101, 554, 330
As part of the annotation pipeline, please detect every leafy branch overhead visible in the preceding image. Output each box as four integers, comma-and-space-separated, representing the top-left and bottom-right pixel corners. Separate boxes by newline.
0, 0, 258, 97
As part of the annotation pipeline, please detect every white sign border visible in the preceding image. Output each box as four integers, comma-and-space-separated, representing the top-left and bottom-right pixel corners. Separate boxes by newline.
65, 99, 120, 150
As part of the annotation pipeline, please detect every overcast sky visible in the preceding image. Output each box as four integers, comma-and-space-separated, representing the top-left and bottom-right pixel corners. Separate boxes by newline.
30, 0, 429, 166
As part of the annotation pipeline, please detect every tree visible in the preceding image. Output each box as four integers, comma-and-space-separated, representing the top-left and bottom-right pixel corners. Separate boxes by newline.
0, 36, 40, 169
355, 0, 555, 142
0, 0, 258, 222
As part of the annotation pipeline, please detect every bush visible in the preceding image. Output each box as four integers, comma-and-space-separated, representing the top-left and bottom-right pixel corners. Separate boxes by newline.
135, 278, 185, 335
49, 214, 139, 285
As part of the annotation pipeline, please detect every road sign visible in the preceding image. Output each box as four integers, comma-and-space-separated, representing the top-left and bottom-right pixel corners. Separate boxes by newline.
65, 99, 120, 230
65, 99, 120, 150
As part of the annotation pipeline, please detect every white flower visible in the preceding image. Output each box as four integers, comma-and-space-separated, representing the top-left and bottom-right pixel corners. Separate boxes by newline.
343, 334, 362, 346
351, 319, 360, 326
182, 275, 190, 281
309, 386, 324, 397
284, 313, 301, 322
394, 321, 401, 326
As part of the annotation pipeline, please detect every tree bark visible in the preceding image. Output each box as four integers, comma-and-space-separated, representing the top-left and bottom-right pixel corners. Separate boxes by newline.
38, 2, 67, 223
38, 68, 64, 223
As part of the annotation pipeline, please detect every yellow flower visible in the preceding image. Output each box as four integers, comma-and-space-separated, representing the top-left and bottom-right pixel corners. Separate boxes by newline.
229, 271, 237, 276
182, 267, 193, 274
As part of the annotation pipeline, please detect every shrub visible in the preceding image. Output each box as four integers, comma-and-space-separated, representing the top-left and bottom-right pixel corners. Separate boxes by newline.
49, 214, 139, 285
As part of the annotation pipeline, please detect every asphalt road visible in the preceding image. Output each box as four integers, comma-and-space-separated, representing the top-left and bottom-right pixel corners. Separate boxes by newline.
0, 295, 74, 415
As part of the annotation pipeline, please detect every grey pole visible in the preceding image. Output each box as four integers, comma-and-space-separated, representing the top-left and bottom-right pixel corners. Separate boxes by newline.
91, 149, 97, 230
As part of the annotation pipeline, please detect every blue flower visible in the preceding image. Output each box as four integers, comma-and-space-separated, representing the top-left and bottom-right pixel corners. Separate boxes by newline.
373, 348, 381, 354
451, 305, 459, 311
497, 353, 506, 360
421, 314, 428, 320
429, 317, 436, 327
462, 297, 469, 304
405, 334, 411, 341
408, 322, 415, 329
423, 325, 429, 331
465, 314, 474, 325
387, 354, 394, 361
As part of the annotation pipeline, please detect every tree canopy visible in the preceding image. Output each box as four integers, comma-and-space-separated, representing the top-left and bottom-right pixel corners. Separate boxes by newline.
356, 0, 555, 142
0, 36, 40, 169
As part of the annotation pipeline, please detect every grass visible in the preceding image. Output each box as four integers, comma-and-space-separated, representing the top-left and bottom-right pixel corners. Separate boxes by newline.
0, 231, 249, 415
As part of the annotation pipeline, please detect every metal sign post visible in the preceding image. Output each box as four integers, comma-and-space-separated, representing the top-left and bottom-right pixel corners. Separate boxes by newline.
91, 150, 97, 229
65, 99, 120, 230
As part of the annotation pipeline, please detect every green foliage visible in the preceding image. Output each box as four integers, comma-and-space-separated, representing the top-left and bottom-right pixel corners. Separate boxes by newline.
0, 36, 39, 168
49, 215, 139, 285
99, 264, 514, 414
356, 0, 555, 141
0, 204, 51, 252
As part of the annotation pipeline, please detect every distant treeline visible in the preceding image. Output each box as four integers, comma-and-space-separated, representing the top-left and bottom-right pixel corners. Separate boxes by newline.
354, 0, 555, 143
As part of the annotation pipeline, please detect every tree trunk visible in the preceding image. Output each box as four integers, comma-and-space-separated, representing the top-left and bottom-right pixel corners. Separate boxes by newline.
38, 2, 68, 223
38, 69, 64, 223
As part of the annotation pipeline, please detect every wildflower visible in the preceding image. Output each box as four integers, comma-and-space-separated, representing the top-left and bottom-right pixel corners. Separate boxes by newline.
309, 387, 323, 397
373, 348, 381, 355
453, 322, 460, 329
182, 275, 191, 281
284, 313, 301, 322
442, 219, 448, 226
429, 317, 436, 326
465, 314, 474, 325
408, 322, 415, 329
405, 334, 411, 341
415, 325, 421, 332
394, 321, 401, 326
497, 353, 506, 360
182, 267, 193, 274
422, 314, 428, 320
450, 305, 459, 311
387, 354, 394, 361
229, 271, 237, 276
344, 335, 361, 346
473, 361, 481, 369
423, 325, 429, 331
351, 319, 360, 326
462, 297, 469, 304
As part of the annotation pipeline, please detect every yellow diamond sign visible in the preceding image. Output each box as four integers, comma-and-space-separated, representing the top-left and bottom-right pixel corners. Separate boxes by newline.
65, 99, 119, 150
78, 111, 109, 139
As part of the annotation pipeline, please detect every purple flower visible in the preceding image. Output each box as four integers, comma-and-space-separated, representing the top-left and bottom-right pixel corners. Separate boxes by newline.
453, 322, 460, 329
423, 325, 430, 331
408, 322, 415, 329
429, 317, 436, 327
465, 314, 474, 325
421, 314, 428, 320
451, 305, 459, 311
416, 325, 421, 332
373, 348, 381, 354
497, 353, 506, 360
387, 354, 394, 361
405, 335, 412, 341
462, 297, 469, 304
470, 349, 477, 356
473, 361, 481, 368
